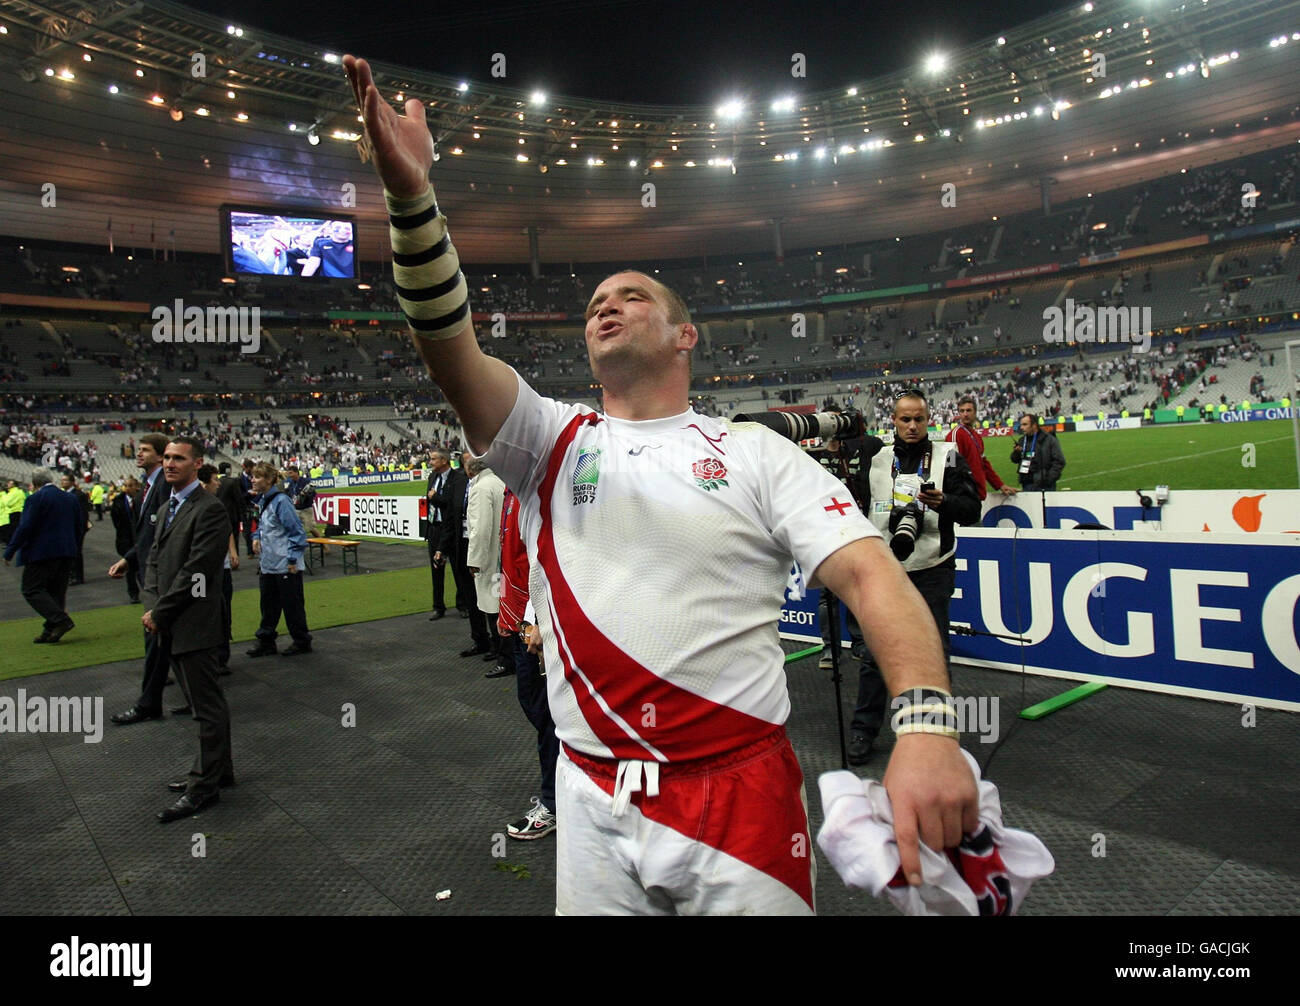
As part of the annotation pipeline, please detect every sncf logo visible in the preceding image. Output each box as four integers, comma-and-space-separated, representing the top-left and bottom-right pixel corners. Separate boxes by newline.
314, 495, 341, 525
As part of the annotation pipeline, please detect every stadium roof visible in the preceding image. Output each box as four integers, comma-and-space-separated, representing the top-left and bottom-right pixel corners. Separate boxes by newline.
1, 0, 1299, 262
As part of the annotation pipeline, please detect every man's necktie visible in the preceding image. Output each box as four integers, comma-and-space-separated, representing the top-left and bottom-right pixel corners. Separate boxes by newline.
164, 496, 179, 531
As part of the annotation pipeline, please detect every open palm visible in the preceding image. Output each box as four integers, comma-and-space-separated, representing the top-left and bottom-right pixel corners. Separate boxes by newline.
343, 55, 434, 199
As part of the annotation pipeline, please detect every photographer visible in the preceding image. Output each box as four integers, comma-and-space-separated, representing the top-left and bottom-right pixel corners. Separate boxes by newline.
1010, 414, 1066, 491
847, 390, 981, 764
284, 465, 321, 538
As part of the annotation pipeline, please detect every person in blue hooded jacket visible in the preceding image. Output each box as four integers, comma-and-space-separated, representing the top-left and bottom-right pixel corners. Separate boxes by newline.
247, 462, 312, 657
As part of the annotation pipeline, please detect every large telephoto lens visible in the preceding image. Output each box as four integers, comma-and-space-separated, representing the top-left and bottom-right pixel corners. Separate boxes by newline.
735, 410, 864, 443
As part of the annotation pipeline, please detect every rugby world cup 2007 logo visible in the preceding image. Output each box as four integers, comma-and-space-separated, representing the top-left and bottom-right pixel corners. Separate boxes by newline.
572, 447, 601, 506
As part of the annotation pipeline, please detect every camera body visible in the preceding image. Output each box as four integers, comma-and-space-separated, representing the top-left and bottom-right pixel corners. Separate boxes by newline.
888, 474, 932, 560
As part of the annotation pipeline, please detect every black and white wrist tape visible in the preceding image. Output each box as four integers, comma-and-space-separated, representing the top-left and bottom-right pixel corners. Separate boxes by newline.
386, 185, 470, 341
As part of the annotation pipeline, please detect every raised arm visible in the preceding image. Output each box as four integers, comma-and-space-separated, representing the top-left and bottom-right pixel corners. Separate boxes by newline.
343, 55, 517, 454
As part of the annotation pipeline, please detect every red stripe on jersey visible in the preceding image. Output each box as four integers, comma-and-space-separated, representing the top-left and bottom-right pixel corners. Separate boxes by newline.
565, 734, 815, 910
535, 412, 779, 761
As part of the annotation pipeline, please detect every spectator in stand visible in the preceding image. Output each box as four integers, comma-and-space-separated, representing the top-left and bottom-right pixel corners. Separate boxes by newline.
945, 397, 1018, 502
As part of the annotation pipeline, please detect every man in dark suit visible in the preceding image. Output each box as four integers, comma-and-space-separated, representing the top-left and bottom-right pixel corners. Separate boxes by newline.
143, 436, 234, 824
59, 473, 92, 585
108, 432, 172, 725
442, 452, 471, 620
109, 476, 141, 602
3, 469, 81, 643
216, 462, 248, 559
424, 448, 454, 619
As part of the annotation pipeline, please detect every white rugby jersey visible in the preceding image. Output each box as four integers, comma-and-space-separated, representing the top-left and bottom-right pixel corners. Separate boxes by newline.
480, 372, 879, 762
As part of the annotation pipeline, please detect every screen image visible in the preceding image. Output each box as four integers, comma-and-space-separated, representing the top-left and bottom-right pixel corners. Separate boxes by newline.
224, 207, 357, 279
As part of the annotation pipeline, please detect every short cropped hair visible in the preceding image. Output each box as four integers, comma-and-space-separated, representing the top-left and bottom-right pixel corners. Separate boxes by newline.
197, 463, 219, 484
957, 396, 976, 410
893, 389, 928, 414
140, 433, 169, 455
168, 435, 204, 460
647, 275, 691, 326
32, 469, 53, 488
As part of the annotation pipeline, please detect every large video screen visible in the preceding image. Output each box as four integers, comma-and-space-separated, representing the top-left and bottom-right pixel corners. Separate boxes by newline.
221, 205, 357, 279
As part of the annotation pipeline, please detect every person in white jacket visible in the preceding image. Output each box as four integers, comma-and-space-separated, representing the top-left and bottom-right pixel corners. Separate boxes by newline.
466, 458, 507, 677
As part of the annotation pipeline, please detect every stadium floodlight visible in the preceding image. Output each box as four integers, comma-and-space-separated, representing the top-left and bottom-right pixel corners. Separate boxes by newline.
307, 126, 320, 145
771, 97, 795, 113
924, 52, 947, 75
717, 99, 743, 121
814, 147, 826, 159
322, 53, 339, 63
997, 36, 1006, 46
530, 90, 546, 106
195, 106, 209, 116
169, 104, 183, 122
457, 82, 469, 92
846, 87, 858, 96
108, 84, 119, 94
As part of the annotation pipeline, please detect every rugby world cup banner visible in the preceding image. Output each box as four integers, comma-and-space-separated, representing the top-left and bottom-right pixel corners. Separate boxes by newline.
312, 493, 427, 541
949, 529, 1300, 710
981, 490, 1300, 534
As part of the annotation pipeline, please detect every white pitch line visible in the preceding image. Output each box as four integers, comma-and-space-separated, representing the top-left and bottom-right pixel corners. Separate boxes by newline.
1064, 434, 1292, 484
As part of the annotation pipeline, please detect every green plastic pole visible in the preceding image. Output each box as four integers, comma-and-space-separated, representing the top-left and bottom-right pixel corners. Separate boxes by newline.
1019, 681, 1109, 720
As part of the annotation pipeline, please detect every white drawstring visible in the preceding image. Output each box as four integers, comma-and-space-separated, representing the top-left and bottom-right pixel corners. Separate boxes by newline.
610, 759, 661, 818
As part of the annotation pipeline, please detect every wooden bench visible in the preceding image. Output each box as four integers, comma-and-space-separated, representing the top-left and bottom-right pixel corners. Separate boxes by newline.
305, 538, 360, 574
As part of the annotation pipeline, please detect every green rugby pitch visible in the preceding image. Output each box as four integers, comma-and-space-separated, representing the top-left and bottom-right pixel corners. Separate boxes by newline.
325, 420, 1299, 495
